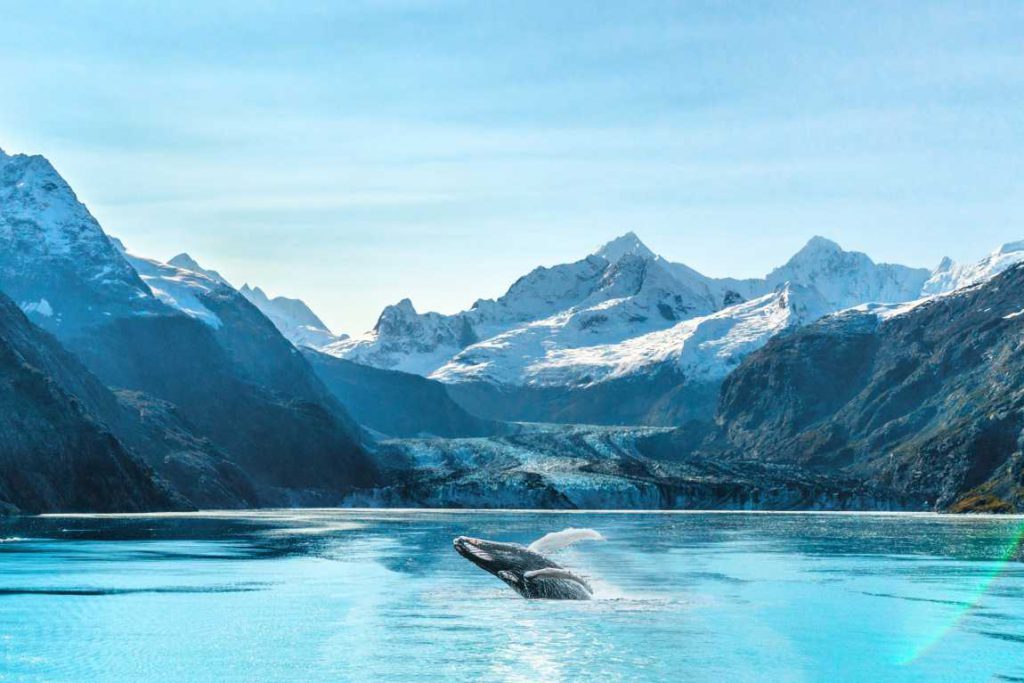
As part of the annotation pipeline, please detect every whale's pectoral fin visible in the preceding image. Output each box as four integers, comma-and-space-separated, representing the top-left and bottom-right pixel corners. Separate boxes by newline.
527, 528, 604, 554
523, 568, 593, 594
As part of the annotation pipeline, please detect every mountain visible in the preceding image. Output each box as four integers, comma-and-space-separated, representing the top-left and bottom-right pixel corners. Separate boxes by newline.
328, 232, 930, 425
325, 231, 723, 376
0, 291, 184, 514
166, 252, 347, 350
441, 283, 832, 425
0, 149, 377, 503
921, 241, 1024, 295
303, 349, 503, 439
367, 256, 1024, 512
143, 249, 489, 443
88, 251, 377, 498
0, 149, 161, 333
715, 261, 1024, 512
238, 283, 346, 349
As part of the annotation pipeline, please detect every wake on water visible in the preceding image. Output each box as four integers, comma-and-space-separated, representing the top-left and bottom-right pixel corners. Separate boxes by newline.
524, 529, 672, 606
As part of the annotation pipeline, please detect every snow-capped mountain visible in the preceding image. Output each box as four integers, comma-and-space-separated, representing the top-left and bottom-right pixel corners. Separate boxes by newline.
761, 236, 929, 307
325, 232, 725, 374
0, 147, 377, 500
329, 233, 931, 396
239, 283, 347, 349
433, 283, 830, 389
0, 148, 160, 331
921, 241, 1024, 295
164, 251, 346, 349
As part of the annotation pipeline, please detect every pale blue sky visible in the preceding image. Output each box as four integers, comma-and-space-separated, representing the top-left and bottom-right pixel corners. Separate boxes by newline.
2, 1, 1022, 333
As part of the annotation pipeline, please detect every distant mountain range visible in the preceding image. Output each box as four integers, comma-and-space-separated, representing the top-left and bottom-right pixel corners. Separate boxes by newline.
323, 229, 1024, 427
2, 145, 1023, 513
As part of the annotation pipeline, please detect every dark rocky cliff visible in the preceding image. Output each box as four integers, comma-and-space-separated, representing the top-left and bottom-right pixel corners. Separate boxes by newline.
0, 293, 182, 513
718, 264, 1024, 512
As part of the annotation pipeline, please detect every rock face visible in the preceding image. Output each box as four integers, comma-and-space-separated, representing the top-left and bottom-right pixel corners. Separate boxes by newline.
0, 292, 182, 513
0, 149, 377, 504
303, 349, 503, 439
717, 263, 1024, 511
114, 391, 259, 509
327, 232, 931, 426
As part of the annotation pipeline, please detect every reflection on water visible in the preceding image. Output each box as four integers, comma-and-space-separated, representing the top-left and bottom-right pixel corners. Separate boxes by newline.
0, 511, 1022, 682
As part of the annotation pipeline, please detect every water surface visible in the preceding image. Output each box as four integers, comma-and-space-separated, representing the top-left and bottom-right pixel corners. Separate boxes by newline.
1, 511, 1022, 682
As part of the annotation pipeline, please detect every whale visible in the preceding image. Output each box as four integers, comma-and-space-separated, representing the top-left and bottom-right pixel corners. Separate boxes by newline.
453, 529, 602, 600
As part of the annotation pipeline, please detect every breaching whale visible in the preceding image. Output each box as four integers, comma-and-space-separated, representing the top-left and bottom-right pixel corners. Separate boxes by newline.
453, 528, 603, 600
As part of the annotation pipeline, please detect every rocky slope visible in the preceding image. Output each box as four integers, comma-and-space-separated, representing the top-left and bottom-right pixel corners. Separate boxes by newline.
303, 349, 502, 439
0, 292, 183, 514
716, 263, 1024, 512
77, 253, 377, 498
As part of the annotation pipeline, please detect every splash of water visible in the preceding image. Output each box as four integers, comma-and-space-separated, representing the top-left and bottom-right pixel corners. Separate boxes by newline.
898, 518, 1024, 666
528, 527, 605, 555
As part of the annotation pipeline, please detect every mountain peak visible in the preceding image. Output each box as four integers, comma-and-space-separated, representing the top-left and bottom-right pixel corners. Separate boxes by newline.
168, 253, 229, 285
997, 240, 1024, 256
780, 236, 849, 270
594, 231, 655, 262
239, 283, 264, 299
798, 235, 843, 255
394, 297, 417, 314
169, 252, 201, 269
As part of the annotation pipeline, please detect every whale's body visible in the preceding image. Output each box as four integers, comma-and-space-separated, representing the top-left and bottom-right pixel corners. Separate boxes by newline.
453, 535, 594, 600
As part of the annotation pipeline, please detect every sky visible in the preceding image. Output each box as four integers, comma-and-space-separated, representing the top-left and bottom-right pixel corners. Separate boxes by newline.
1, 1, 1022, 334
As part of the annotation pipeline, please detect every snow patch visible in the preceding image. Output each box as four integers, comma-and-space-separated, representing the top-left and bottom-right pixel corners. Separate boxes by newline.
923, 242, 1024, 295
21, 298, 53, 317
125, 254, 223, 328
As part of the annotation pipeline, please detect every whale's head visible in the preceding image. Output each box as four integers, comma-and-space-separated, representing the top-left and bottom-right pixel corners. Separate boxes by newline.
453, 536, 544, 578
453, 536, 592, 600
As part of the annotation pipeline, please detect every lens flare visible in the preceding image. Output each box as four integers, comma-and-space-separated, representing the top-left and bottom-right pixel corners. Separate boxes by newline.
898, 518, 1024, 666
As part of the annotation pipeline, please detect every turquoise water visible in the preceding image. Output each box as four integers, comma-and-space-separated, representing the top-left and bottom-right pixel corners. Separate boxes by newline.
1, 511, 1022, 682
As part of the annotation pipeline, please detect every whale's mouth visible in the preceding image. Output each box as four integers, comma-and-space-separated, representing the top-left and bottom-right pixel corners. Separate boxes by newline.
454, 536, 493, 562
453, 536, 508, 574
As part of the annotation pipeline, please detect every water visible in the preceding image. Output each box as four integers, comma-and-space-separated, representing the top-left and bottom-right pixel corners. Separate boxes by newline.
1, 511, 1022, 683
